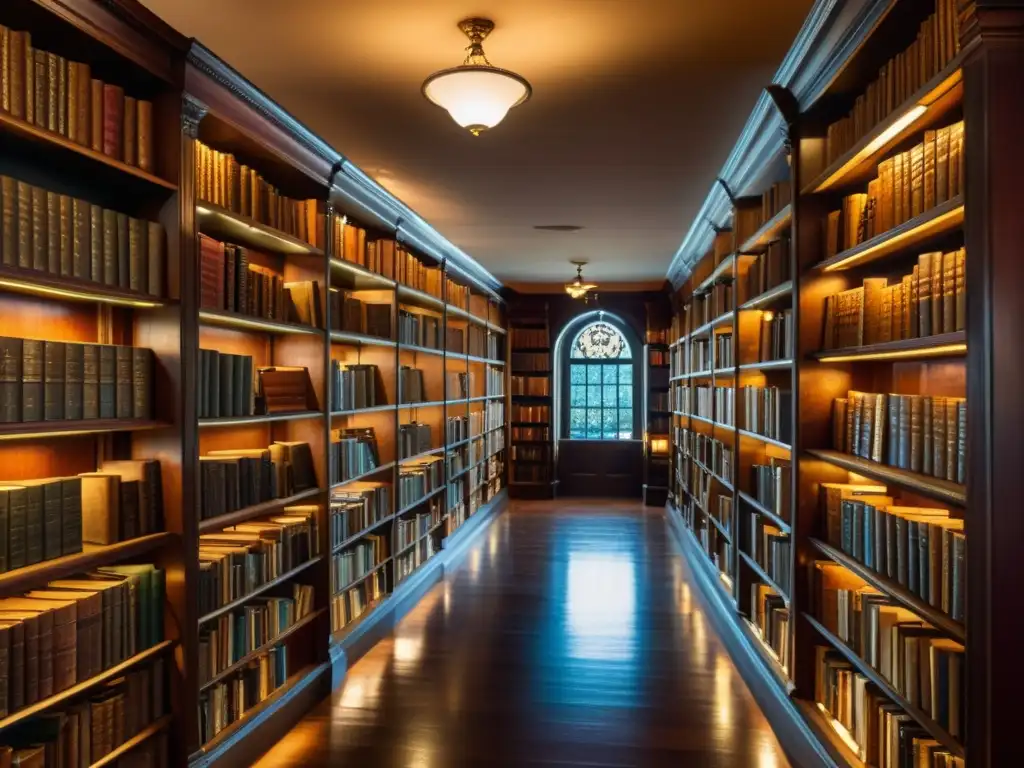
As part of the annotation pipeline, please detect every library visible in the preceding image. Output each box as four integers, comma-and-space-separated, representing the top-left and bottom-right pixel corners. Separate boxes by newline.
0, 0, 1012, 765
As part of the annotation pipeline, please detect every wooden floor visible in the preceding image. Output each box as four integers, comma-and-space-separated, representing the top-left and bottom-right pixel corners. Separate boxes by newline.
254, 499, 791, 767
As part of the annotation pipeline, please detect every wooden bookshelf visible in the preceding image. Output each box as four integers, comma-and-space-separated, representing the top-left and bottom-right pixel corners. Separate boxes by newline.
508, 301, 555, 499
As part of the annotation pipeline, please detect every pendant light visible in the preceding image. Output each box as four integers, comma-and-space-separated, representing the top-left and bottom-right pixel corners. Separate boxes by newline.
565, 261, 598, 301
422, 18, 532, 136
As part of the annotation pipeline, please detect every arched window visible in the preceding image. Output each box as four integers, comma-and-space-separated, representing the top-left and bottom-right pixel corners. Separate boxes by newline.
567, 321, 634, 440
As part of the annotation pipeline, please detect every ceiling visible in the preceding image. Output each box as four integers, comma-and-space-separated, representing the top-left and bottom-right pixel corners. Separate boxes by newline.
142, 0, 813, 286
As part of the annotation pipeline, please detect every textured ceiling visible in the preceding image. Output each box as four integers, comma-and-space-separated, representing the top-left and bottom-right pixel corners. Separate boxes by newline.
141, 0, 812, 285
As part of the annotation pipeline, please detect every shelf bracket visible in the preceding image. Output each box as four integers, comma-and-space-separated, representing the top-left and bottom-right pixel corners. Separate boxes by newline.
705, 216, 726, 235
715, 177, 738, 206
181, 94, 208, 138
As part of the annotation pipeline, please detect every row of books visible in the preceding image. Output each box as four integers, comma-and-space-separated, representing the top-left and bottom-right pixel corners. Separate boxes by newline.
510, 445, 545, 463
331, 428, 379, 484
511, 404, 548, 424
750, 583, 790, 673
743, 237, 790, 302
824, 0, 961, 165
687, 500, 732, 580
746, 515, 791, 596
398, 367, 427, 404
759, 310, 793, 362
332, 535, 387, 593
396, 528, 439, 584
814, 645, 963, 767
329, 291, 391, 339
714, 332, 733, 369
445, 371, 471, 400
397, 256, 442, 299
0, 26, 156, 171
331, 219, 390, 277
487, 367, 504, 396
0, 657, 167, 768
735, 182, 791, 246
331, 570, 385, 633
446, 415, 469, 444
482, 427, 505, 459
398, 457, 444, 510
511, 375, 548, 395
398, 309, 441, 350
0, 458, 161, 574
195, 140, 321, 247
198, 441, 316, 521
446, 449, 467, 480
814, 562, 965, 736
197, 351, 253, 419
691, 281, 732, 329
689, 336, 712, 372
330, 483, 391, 549
825, 121, 964, 256
749, 458, 791, 522
331, 362, 380, 412
650, 391, 670, 412
510, 353, 549, 372
395, 511, 435, 553
649, 349, 669, 366
821, 482, 965, 621
510, 328, 546, 347
468, 326, 498, 359
399, 422, 433, 459
832, 392, 966, 483
511, 425, 548, 442
0, 337, 152, 423
740, 385, 793, 443
198, 585, 314, 685
823, 249, 965, 350
198, 644, 288, 745
0, 175, 166, 296
479, 403, 506, 434
0, 563, 165, 715
512, 464, 548, 483
197, 507, 319, 617
679, 427, 733, 483
694, 385, 734, 426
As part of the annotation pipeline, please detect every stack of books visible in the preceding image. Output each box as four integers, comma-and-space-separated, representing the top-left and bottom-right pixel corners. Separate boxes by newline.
199, 442, 316, 520
330, 428, 379, 483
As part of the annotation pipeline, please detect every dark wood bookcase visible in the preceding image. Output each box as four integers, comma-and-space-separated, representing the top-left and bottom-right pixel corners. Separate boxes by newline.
643, 300, 671, 506
0, 3, 510, 766
508, 300, 556, 499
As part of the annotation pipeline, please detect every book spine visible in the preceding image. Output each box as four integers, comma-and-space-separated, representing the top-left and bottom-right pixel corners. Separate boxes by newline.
0, 337, 22, 423
58, 194, 71, 276
115, 346, 132, 419
132, 347, 152, 420
15, 181, 30, 268
99, 345, 116, 419
147, 222, 165, 297
45, 191, 59, 273
122, 96, 137, 167
954, 248, 966, 332
89, 204, 103, 284
83, 344, 99, 420
137, 100, 154, 172
65, 342, 84, 420
31, 184, 46, 270
102, 208, 117, 286
102, 84, 124, 160
43, 340, 65, 421
117, 213, 131, 290
90, 79, 104, 153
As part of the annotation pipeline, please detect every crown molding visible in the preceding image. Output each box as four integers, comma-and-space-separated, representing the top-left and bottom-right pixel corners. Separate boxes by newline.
667, 0, 892, 289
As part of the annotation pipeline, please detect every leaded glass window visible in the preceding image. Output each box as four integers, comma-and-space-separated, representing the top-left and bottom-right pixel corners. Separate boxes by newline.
567, 322, 633, 439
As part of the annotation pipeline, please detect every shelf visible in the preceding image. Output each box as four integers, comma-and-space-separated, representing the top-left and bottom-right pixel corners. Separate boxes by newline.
0, 532, 174, 597
329, 330, 396, 347
809, 537, 964, 642
398, 343, 445, 358
739, 617, 795, 695
686, 370, 714, 379
331, 461, 395, 490
739, 205, 792, 254
695, 503, 732, 542
398, 400, 445, 409
813, 197, 964, 272
737, 490, 791, 534
331, 404, 397, 417
196, 203, 324, 257
329, 258, 396, 290
812, 331, 966, 363
396, 485, 445, 516
199, 608, 325, 692
90, 714, 173, 768
738, 359, 793, 371
0, 265, 166, 308
0, 418, 165, 441
739, 550, 790, 604
333, 514, 396, 554
445, 350, 469, 361
712, 367, 736, 377
396, 284, 445, 311
804, 613, 964, 758
510, 370, 551, 376
687, 311, 734, 340
693, 458, 733, 491
337, 557, 392, 593
804, 56, 964, 195
0, 109, 177, 193
738, 428, 792, 451
199, 557, 322, 624
689, 414, 715, 427
805, 448, 965, 506
739, 280, 793, 311
199, 309, 321, 336
0, 640, 174, 732
797, 699, 867, 768
198, 487, 322, 533
399, 446, 445, 464
696, 253, 735, 292
199, 411, 322, 428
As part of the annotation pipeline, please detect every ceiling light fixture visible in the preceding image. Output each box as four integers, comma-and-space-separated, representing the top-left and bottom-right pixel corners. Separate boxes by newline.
565, 261, 598, 302
422, 18, 531, 136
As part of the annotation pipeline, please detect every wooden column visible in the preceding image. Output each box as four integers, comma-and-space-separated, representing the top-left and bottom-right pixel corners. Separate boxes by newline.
961, 2, 1024, 765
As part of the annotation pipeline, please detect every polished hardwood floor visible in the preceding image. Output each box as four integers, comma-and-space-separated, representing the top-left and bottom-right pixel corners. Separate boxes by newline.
254, 500, 790, 767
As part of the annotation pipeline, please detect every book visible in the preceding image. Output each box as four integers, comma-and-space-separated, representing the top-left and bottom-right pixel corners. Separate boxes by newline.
918, 253, 935, 337
101, 85, 124, 161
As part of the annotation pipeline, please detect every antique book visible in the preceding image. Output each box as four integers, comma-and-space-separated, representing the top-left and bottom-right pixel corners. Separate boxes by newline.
89, 204, 102, 284
954, 248, 966, 332
0, 337, 22, 423
1, 176, 14, 265
98, 345, 115, 419
23, 37, 34, 125
935, 125, 950, 205
66, 59, 78, 142
21, 339, 43, 422
949, 121, 963, 198
30, 184, 45, 270
43, 341, 65, 421
75, 63, 90, 147
941, 250, 956, 334
136, 100, 153, 172
83, 344, 99, 420
922, 396, 934, 476
932, 397, 947, 480
1, 486, 27, 571
116, 213, 130, 290
923, 130, 936, 211
101, 84, 124, 161
956, 402, 967, 485
147, 222, 164, 297
45, 191, 59, 274
72, 197, 90, 279
101, 208, 117, 286
44, 52, 57, 132
887, 396, 900, 466
58, 194, 71, 276
64, 342, 84, 420
89, 79, 103, 153
930, 251, 943, 337
8, 31, 27, 119
122, 96, 136, 167
917, 253, 934, 337
131, 348, 152, 419
115, 346, 132, 419
862, 278, 888, 345
129, 217, 148, 293
32, 50, 44, 130
16, 181, 31, 268
945, 398, 960, 482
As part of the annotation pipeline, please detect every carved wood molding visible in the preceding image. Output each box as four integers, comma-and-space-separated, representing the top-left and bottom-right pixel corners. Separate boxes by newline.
182, 94, 208, 139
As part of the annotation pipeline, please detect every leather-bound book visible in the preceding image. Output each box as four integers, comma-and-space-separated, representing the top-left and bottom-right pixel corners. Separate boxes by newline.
224, 245, 236, 312
101, 208, 117, 286
75, 63, 90, 147
932, 397, 947, 480
930, 251, 943, 338
83, 344, 99, 420
101, 84, 124, 160
0, 611, 39, 704
43, 340, 65, 421
936, 125, 950, 204
32, 50, 45, 129
0, 621, 9, 717
147, 222, 164, 297
218, 352, 233, 418
66, 60, 77, 140
15, 181, 30, 268
917, 253, 934, 337
72, 198, 90, 279
79, 473, 120, 545
39, 584, 102, 680
45, 191, 59, 273
0, 619, 24, 712
0, 487, 26, 571
100, 460, 163, 535
23, 38, 33, 125
64, 341, 83, 420
132, 347, 152, 419
954, 248, 966, 332
0, 490, 8, 574
122, 96, 136, 166
7, 31, 27, 119
941, 250, 956, 334
117, 213, 130, 290
945, 398, 960, 482
118, 480, 140, 541
44, 53, 57, 131
58, 194, 71, 276
1, 176, 15, 265
30, 184, 46, 270
136, 100, 153, 172
98, 345, 116, 419
5, 599, 74, 695
89, 79, 103, 153
956, 401, 967, 485
114, 346, 132, 419
129, 217, 148, 293
56, 56, 67, 136
59, 477, 82, 556
89, 204, 103, 284
0, 337, 21, 423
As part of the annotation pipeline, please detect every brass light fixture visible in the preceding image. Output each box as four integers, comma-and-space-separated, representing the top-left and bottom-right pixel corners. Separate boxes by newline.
565, 261, 598, 302
422, 18, 532, 136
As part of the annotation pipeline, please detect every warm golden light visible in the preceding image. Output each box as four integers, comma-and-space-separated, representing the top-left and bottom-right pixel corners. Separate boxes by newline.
199, 310, 319, 335
824, 204, 964, 271
817, 343, 967, 362
650, 437, 669, 455
196, 205, 315, 253
817, 702, 862, 755
0, 278, 161, 308
815, 106, 927, 192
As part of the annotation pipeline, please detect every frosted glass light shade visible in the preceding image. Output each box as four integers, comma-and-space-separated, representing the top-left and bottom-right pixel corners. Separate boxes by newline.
423, 65, 531, 135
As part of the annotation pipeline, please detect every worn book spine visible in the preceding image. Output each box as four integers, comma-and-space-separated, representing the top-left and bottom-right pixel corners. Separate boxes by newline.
115, 346, 132, 419
1, 176, 14, 265
129, 217, 147, 292
117, 213, 130, 290
32, 50, 44, 129
0, 337, 22, 423
72, 198, 90, 279
23, 38, 34, 125
16, 181, 31, 268
82, 343, 99, 421
43, 340, 65, 421
65, 342, 84, 420
30, 184, 46, 270
917, 254, 932, 337
132, 347, 152, 420
98, 345, 116, 419
67, 59, 78, 141
954, 248, 966, 332
58, 194, 71, 276
89, 79, 104, 153
136, 100, 153, 172
56, 56, 67, 136
75, 63, 90, 146
42, 480, 62, 560
147, 222, 164, 297
122, 96, 137, 167
935, 125, 950, 205
102, 208, 117, 286
89, 204, 103, 284
102, 84, 124, 160
942, 250, 956, 334
44, 52, 57, 131
923, 130, 936, 211
45, 191, 59, 274
932, 397, 947, 480
23, 485, 43, 566
956, 401, 967, 485
21, 339, 43, 422
946, 398, 959, 482
8, 31, 25, 119
930, 251, 943, 340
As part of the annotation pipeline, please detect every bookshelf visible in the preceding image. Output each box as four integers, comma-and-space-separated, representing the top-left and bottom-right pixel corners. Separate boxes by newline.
509, 301, 555, 498
0, 2, 509, 765
643, 301, 671, 505
664, 0, 998, 764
